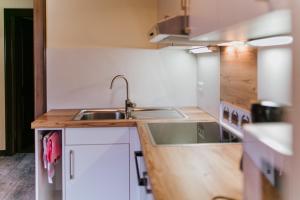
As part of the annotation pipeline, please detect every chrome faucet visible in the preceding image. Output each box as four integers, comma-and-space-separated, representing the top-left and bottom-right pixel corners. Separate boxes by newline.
110, 75, 136, 119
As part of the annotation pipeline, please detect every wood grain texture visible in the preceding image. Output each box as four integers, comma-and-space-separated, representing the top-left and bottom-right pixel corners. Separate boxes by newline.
32, 107, 242, 199
34, 0, 47, 118
243, 153, 282, 200
243, 153, 261, 200
261, 172, 282, 200
31, 107, 216, 128
137, 123, 243, 200
220, 46, 258, 110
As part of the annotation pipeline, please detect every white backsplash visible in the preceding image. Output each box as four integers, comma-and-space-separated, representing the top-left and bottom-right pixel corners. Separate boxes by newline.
196, 52, 220, 119
47, 48, 198, 110
258, 46, 292, 106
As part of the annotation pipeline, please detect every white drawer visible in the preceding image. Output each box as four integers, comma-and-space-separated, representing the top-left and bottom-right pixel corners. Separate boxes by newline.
65, 128, 129, 145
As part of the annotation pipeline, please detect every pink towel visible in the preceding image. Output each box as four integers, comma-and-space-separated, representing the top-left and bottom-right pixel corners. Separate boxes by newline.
47, 131, 62, 164
45, 131, 62, 184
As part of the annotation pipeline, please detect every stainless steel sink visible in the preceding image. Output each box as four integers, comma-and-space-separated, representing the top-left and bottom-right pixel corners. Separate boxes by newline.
131, 108, 187, 119
73, 108, 187, 120
73, 109, 126, 120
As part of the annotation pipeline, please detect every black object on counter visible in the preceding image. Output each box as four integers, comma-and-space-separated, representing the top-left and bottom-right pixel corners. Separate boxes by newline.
251, 101, 283, 123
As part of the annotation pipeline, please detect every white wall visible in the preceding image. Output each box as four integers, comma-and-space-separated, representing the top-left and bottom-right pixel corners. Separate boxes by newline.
47, 48, 198, 109
258, 46, 292, 105
196, 52, 220, 119
47, 0, 157, 49
0, 0, 33, 150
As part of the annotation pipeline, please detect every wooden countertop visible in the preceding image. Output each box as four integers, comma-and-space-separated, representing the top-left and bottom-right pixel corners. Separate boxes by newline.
31, 107, 215, 128
32, 107, 243, 200
137, 123, 243, 200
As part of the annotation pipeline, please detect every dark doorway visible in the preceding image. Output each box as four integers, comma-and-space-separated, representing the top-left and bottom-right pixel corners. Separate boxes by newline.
4, 9, 34, 155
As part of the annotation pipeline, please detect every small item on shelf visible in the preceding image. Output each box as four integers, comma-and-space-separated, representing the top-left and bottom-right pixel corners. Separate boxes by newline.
231, 111, 239, 126
223, 106, 230, 121
251, 101, 283, 123
241, 115, 250, 126
42, 131, 62, 184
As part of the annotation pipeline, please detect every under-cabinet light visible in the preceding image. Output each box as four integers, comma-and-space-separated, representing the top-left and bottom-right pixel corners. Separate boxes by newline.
189, 47, 212, 54
217, 41, 245, 47
248, 36, 293, 47
163, 45, 205, 50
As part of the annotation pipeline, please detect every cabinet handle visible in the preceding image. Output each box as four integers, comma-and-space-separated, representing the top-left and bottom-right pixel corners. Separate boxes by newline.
134, 151, 152, 194
142, 172, 152, 194
70, 150, 74, 179
134, 151, 147, 186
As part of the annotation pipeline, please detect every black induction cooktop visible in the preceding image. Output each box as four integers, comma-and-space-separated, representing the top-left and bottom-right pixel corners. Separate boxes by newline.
147, 122, 241, 145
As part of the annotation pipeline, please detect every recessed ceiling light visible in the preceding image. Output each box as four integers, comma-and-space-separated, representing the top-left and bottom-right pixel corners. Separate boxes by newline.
217, 41, 245, 47
247, 36, 293, 47
189, 47, 212, 54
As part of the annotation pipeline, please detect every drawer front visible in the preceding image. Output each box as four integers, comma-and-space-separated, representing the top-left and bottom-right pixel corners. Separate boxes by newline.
65, 128, 129, 145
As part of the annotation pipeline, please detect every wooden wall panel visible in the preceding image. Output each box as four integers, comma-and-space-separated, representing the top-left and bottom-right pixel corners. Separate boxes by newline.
34, 0, 47, 118
220, 46, 257, 110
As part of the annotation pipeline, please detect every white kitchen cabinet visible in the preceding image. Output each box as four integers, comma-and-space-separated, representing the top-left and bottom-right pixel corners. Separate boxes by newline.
64, 127, 130, 200
65, 144, 129, 200
35, 127, 153, 200
269, 0, 291, 10
158, 0, 185, 20
217, 0, 268, 30
65, 127, 129, 145
189, 0, 291, 38
35, 129, 64, 200
189, 0, 219, 38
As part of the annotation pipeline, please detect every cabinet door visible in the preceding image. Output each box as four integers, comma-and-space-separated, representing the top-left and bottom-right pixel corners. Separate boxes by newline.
269, 0, 291, 10
217, 0, 269, 29
190, 0, 290, 39
158, 0, 184, 20
189, 0, 219, 38
65, 144, 129, 200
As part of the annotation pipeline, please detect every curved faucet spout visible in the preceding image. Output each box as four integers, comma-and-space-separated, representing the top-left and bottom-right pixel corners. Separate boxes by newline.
110, 75, 129, 100
110, 75, 136, 119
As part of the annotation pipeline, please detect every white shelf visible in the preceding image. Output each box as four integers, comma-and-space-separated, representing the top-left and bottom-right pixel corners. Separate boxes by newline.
244, 123, 293, 156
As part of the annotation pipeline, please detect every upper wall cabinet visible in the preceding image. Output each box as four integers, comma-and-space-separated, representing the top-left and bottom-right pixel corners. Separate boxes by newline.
189, 0, 291, 39
158, 0, 186, 20
150, 0, 291, 44
216, 0, 268, 31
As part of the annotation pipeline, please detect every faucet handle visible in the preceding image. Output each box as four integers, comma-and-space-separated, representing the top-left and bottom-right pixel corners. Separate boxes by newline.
131, 102, 136, 108
128, 101, 136, 108
126, 99, 136, 108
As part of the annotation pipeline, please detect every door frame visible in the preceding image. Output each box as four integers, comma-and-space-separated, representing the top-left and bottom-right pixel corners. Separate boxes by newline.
4, 9, 34, 155
1, 0, 46, 155
34, 0, 47, 119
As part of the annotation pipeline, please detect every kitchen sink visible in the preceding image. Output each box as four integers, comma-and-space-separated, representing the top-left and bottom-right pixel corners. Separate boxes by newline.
73, 109, 126, 120
73, 108, 187, 120
131, 108, 187, 119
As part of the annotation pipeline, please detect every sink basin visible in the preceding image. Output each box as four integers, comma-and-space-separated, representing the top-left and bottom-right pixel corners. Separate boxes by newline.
73, 109, 126, 120
73, 108, 187, 120
131, 108, 187, 119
